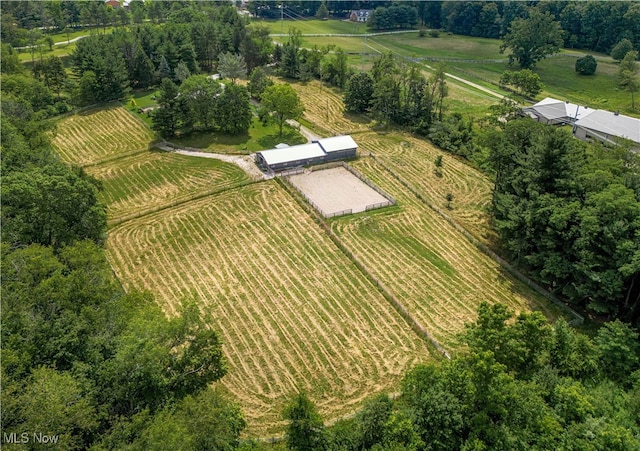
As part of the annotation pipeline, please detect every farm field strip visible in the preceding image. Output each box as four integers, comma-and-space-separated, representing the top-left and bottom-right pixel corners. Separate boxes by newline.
289, 80, 372, 136
88, 151, 251, 224
330, 157, 558, 347
51, 106, 155, 166
356, 132, 494, 241
106, 181, 430, 436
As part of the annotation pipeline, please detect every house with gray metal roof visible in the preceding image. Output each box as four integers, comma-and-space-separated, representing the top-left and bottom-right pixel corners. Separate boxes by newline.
574, 110, 640, 149
523, 97, 640, 150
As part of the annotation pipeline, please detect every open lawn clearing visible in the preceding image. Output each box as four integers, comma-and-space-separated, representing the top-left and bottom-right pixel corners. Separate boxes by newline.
331, 157, 562, 348
372, 33, 504, 61
106, 181, 431, 436
51, 105, 155, 166
170, 118, 307, 153
356, 131, 494, 243
88, 150, 251, 225
288, 166, 391, 216
256, 18, 368, 35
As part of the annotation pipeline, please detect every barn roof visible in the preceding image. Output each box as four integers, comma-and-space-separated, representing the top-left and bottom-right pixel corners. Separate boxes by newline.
526, 97, 593, 122
258, 143, 326, 166
316, 135, 358, 153
574, 110, 640, 145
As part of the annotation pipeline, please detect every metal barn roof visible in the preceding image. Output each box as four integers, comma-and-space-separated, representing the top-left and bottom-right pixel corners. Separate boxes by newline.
316, 135, 358, 153
574, 110, 640, 144
529, 97, 593, 122
258, 143, 326, 166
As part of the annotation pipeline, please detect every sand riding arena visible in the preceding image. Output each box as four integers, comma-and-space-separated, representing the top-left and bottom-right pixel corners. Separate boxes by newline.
286, 163, 396, 218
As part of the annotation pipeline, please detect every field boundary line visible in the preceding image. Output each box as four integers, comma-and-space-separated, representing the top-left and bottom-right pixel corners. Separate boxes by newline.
107, 180, 256, 227
369, 154, 584, 326
276, 176, 451, 359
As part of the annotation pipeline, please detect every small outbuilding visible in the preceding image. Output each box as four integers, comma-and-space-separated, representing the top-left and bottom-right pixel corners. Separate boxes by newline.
255, 143, 326, 172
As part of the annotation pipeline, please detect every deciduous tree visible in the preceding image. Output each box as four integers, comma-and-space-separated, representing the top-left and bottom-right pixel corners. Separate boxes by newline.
619, 50, 639, 110
283, 392, 325, 451
500, 9, 564, 69
261, 83, 304, 136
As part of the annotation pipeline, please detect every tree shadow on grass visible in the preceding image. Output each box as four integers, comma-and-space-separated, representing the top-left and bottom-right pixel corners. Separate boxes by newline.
256, 127, 307, 149
172, 130, 251, 150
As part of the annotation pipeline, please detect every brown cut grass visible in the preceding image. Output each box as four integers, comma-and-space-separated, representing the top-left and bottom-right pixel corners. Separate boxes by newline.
331, 157, 562, 347
51, 105, 155, 166
106, 181, 431, 436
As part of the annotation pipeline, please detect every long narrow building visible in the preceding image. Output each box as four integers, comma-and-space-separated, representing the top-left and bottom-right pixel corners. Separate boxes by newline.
255, 135, 358, 172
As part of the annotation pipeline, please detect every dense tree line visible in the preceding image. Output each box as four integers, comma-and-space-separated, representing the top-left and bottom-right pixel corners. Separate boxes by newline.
367, 4, 419, 31
284, 302, 640, 450
486, 119, 640, 320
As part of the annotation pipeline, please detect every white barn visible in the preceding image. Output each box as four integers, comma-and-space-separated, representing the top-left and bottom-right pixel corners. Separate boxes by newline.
255, 135, 358, 172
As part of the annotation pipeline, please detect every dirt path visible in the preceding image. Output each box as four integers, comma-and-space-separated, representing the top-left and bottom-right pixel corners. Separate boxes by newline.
157, 143, 270, 181
286, 119, 323, 142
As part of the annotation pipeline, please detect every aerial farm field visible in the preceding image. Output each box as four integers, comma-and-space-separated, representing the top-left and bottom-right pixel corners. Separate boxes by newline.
106, 181, 431, 436
44, 20, 582, 437
89, 151, 251, 225
330, 157, 560, 348
51, 105, 155, 166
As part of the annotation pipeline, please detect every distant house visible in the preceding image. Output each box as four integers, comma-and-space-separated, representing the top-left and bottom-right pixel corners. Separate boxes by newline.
523, 97, 640, 150
349, 9, 371, 22
255, 135, 358, 172
105, 0, 121, 8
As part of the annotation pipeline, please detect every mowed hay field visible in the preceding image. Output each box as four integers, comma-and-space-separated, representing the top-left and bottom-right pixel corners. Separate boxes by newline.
89, 151, 250, 224
290, 80, 494, 241
106, 181, 431, 436
290, 80, 372, 136
331, 157, 561, 347
357, 132, 493, 242
51, 105, 155, 166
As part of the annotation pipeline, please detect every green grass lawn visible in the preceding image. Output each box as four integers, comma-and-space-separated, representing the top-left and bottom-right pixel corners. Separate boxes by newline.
125, 89, 160, 128
170, 117, 307, 153
255, 18, 368, 35
18, 42, 77, 62
373, 33, 505, 60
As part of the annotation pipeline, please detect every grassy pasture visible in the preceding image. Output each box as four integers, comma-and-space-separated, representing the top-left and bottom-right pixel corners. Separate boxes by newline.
288, 79, 373, 136
373, 32, 504, 60
51, 105, 155, 166
355, 132, 494, 242
331, 157, 562, 348
256, 18, 367, 35
170, 117, 307, 153
89, 151, 251, 224
106, 181, 431, 436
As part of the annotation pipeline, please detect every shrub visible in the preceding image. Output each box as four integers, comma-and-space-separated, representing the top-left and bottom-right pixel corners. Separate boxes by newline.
575, 55, 597, 75
611, 39, 634, 62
